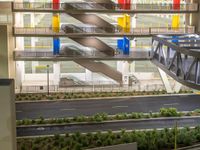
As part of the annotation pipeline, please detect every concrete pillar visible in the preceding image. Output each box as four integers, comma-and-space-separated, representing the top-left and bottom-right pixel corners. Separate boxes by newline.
15, 11, 25, 88
130, 15, 136, 49
0, 25, 15, 79
130, 61, 136, 72
0, 79, 16, 150
53, 62, 60, 86
0, 25, 9, 78
117, 61, 130, 85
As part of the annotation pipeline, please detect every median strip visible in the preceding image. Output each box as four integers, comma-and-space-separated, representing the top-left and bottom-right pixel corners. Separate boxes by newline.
16, 108, 200, 127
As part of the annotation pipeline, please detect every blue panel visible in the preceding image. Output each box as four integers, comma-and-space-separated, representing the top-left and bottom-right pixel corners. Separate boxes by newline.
117, 36, 130, 55
123, 36, 130, 55
172, 36, 179, 44
53, 38, 60, 55
117, 39, 124, 51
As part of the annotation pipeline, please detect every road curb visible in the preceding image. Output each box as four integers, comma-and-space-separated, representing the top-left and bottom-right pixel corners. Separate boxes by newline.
15, 93, 196, 104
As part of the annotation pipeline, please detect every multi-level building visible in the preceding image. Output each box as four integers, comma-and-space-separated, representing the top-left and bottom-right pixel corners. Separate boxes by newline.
0, 0, 199, 93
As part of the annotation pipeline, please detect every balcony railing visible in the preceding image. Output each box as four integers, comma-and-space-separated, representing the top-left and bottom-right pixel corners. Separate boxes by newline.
12, 2, 198, 12
13, 51, 151, 60
13, 26, 195, 36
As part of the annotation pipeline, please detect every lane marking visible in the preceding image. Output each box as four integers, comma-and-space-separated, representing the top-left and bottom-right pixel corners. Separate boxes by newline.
60, 108, 76, 111
16, 110, 22, 113
164, 103, 179, 106
112, 106, 128, 109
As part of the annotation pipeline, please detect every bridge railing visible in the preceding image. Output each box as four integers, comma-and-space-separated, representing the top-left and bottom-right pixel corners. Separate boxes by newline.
12, 2, 198, 12
13, 26, 195, 36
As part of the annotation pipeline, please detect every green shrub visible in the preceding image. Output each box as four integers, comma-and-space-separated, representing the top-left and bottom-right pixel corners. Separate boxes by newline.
160, 108, 179, 117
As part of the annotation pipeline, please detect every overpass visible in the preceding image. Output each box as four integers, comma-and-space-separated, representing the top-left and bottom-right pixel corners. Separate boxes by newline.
151, 34, 200, 90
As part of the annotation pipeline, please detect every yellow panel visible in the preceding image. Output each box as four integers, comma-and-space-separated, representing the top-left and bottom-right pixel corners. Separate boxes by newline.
118, 17, 124, 29
172, 15, 180, 29
118, 14, 131, 33
52, 14, 60, 33
124, 14, 130, 33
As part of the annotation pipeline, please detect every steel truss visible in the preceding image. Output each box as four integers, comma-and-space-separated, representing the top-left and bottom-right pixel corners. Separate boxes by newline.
151, 35, 200, 90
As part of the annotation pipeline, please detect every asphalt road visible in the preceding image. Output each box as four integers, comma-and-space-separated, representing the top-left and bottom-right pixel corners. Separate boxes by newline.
16, 95, 200, 120
17, 117, 200, 137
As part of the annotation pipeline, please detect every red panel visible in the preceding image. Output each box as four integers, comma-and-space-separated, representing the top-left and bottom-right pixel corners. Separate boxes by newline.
118, 0, 130, 10
53, 0, 60, 10
125, 0, 131, 10
173, 0, 180, 10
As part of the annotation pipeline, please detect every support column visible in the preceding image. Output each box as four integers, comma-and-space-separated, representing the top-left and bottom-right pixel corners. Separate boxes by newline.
191, 0, 200, 32
130, 15, 136, 50
0, 26, 15, 84
158, 68, 173, 93
0, 79, 16, 150
15, 12, 24, 89
85, 69, 93, 82
53, 62, 60, 86
0, 25, 9, 78
174, 82, 182, 93
52, 0, 60, 55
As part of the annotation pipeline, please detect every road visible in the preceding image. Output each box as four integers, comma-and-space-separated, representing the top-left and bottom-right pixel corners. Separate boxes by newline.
16, 95, 200, 120
17, 117, 200, 137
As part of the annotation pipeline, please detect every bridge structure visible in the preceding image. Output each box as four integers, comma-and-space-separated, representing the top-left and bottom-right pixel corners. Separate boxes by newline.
151, 34, 200, 90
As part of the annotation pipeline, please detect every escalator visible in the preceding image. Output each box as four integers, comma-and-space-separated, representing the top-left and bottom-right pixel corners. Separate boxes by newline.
74, 60, 122, 84
59, 75, 86, 87
61, 0, 123, 84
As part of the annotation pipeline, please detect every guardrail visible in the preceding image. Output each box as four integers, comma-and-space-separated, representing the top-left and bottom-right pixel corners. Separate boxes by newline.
16, 84, 166, 93
13, 51, 151, 60
13, 27, 195, 36
12, 2, 198, 12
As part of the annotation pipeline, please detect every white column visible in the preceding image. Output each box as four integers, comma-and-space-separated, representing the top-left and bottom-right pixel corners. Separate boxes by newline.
130, 15, 137, 50
130, 61, 136, 72
117, 61, 130, 85
32, 62, 38, 73
158, 68, 173, 93
53, 62, 60, 86
15, 12, 25, 89
174, 82, 182, 93
85, 69, 93, 82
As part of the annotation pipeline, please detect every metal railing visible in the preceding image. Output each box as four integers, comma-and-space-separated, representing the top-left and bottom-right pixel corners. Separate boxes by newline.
12, 2, 198, 12
15, 83, 167, 94
13, 51, 151, 60
13, 26, 195, 36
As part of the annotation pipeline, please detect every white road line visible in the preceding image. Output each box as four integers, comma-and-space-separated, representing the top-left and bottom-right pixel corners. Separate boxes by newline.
60, 108, 76, 111
112, 106, 128, 109
16, 110, 22, 113
164, 103, 179, 106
